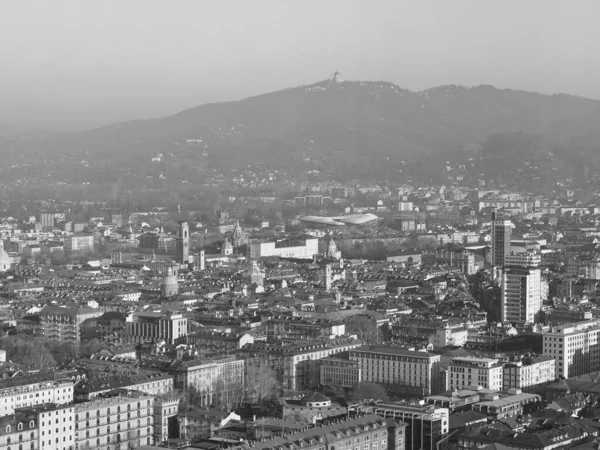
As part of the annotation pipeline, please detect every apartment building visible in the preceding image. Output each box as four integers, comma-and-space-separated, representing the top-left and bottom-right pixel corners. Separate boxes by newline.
168, 356, 244, 407
248, 238, 319, 259
74, 394, 155, 449
505, 251, 541, 268
543, 318, 600, 378
320, 355, 362, 388
348, 346, 442, 397
229, 414, 407, 450
491, 212, 512, 267
124, 311, 187, 345
501, 266, 542, 324
74, 373, 173, 401
421, 250, 475, 275
0, 372, 75, 416
502, 355, 555, 392
447, 356, 503, 391
239, 339, 362, 393
64, 234, 95, 257
0, 410, 39, 450
40, 306, 103, 342
16, 403, 74, 450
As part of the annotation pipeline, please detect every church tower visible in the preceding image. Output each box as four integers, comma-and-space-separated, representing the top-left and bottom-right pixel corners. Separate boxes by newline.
323, 263, 332, 291
176, 221, 190, 265
160, 265, 179, 298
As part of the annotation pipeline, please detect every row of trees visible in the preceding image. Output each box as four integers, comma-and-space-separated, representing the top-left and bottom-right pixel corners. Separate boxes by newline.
0, 335, 104, 369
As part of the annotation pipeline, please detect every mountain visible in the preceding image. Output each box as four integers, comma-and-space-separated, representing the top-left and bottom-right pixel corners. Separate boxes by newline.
3, 79, 600, 191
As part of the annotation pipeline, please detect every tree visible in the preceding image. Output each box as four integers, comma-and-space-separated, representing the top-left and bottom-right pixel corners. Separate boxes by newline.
346, 315, 380, 344
245, 362, 280, 404
347, 382, 389, 403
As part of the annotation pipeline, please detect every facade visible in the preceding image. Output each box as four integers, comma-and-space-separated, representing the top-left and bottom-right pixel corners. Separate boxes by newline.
229, 414, 407, 450
491, 212, 512, 267
40, 306, 103, 342
348, 346, 442, 397
74, 394, 155, 449
64, 234, 95, 257
0, 411, 39, 450
248, 238, 319, 259
125, 311, 187, 345
0, 372, 75, 416
17, 403, 73, 450
239, 339, 362, 393
421, 250, 475, 275
138, 229, 169, 251
502, 355, 555, 392
447, 357, 503, 391
543, 318, 600, 379
320, 356, 362, 388
169, 356, 245, 407
501, 266, 541, 324
505, 251, 541, 268
186, 331, 254, 351
352, 404, 447, 450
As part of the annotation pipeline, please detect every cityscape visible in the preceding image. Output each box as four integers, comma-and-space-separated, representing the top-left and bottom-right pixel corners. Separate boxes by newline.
3, 2, 600, 450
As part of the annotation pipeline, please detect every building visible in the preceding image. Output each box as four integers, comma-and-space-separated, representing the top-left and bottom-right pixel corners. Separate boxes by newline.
186, 331, 254, 352
248, 238, 319, 259
352, 404, 446, 450
154, 397, 179, 444
40, 305, 103, 342
348, 346, 442, 397
168, 356, 245, 407
320, 355, 362, 388
39, 212, 55, 228
73, 373, 173, 401
502, 355, 555, 392
229, 414, 407, 450
0, 410, 39, 450
0, 372, 75, 416
74, 394, 156, 449
16, 403, 73, 450
179, 410, 241, 440
239, 339, 362, 393
447, 356, 503, 391
176, 221, 190, 265
421, 250, 475, 275
0, 240, 11, 272
64, 234, 95, 257
125, 311, 187, 345
501, 266, 541, 324
491, 212, 512, 267
505, 251, 541, 268
543, 318, 600, 379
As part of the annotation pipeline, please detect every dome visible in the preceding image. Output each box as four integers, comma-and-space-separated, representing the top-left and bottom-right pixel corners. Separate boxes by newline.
160, 266, 179, 298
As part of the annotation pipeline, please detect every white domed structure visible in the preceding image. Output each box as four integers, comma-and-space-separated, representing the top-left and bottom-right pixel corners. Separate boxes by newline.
160, 265, 179, 298
0, 241, 10, 272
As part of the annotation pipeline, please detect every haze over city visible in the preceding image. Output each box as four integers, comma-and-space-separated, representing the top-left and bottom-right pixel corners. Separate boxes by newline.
2, 0, 600, 130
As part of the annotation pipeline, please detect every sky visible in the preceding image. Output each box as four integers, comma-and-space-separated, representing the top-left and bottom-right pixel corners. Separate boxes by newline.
1, 0, 600, 130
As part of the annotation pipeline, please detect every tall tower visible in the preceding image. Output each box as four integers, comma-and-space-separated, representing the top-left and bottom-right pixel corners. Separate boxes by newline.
324, 264, 332, 291
491, 211, 512, 267
501, 266, 541, 324
176, 221, 190, 265
198, 250, 205, 271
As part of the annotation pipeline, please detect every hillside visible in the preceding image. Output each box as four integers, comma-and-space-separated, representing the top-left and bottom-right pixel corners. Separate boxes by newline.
2, 79, 600, 190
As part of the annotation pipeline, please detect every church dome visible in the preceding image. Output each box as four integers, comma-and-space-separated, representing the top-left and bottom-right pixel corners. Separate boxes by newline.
161, 266, 179, 297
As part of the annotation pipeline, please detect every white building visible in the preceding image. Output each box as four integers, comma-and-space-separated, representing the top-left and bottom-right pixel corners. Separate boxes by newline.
348, 346, 442, 397
447, 356, 503, 391
505, 251, 541, 268
64, 234, 95, 256
501, 266, 541, 324
0, 372, 75, 416
543, 318, 600, 379
248, 238, 319, 259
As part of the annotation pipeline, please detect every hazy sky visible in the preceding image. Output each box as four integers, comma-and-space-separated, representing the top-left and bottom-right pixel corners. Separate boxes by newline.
2, 0, 600, 130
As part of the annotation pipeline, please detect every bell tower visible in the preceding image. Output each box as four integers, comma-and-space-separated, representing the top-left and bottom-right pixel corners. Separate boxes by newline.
176, 221, 190, 265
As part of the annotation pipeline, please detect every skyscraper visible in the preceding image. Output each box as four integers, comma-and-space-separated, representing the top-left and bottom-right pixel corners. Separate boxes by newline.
176, 221, 190, 265
501, 266, 542, 324
491, 211, 512, 267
